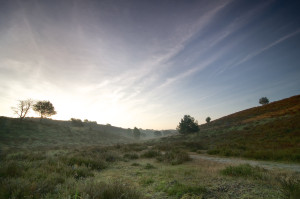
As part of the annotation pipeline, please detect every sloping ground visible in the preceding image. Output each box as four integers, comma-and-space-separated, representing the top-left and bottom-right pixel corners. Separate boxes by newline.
155, 95, 300, 163
202, 95, 300, 130
0, 117, 134, 150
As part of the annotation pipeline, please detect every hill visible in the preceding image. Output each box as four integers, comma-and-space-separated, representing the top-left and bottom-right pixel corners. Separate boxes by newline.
0, 117, 136, 150
156, 95, 300, 162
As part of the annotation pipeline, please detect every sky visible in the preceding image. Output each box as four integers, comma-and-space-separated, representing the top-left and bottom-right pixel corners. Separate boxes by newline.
0, 0, 300, 130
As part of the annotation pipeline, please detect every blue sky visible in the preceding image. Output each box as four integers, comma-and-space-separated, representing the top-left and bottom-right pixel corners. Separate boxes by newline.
0, 0, 300, 129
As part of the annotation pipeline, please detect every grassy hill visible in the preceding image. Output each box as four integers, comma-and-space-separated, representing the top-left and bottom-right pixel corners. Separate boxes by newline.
0, 96, 299, 199
0, 117, 137, 150
155, 95, 300, 162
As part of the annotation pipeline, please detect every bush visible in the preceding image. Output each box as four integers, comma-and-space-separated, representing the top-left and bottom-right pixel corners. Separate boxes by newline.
144, 163, 155, 169
279, 177, 300, 199
73, 166, 94, 179
141, 150, 161, 158
157, 150, 191, 165
0, 162, 24, 178
66, 156, 107, 170
77, 180, 143, 199
156, 181, 207, 198
221, 164, 264, 179
124, 153, 139, 160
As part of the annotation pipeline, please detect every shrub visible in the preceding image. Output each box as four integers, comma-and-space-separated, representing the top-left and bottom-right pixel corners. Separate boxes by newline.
144, 163, 155, 169
140, 177, 154, 186
156, 181, 207, 198
66, 156, 107, 170
124, 153, 139, 160
0, 162, 24, 178
207, 149, 220, 155
131, 163, 140, 166
221, 164, 264, 179
157, 150, 190, 165
73, 166, 94, 179
141, 150, 161, 158
77, 180, 143, 199
279, 177, 300, 199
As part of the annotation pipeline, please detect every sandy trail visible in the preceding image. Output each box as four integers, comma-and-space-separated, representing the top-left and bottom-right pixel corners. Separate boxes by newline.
189, 153, 300, 172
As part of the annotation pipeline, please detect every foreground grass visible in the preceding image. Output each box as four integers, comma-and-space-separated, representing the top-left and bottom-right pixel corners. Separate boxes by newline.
1, 143, 299, 199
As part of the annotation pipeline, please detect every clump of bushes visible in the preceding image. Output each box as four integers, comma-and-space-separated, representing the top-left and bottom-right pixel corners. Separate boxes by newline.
221, 164, 265, 179
156, 180, 207, 198
141, 150, 161, 158
66, 156, 107, 170
157, 150, 191, 165
123, 153, 139, 160
76, 180, 143, 199
144, 163, 155, 169
279, 177, 300, 199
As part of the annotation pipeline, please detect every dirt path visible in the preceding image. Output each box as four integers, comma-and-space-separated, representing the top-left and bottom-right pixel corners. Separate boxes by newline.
189, 153, 300, 172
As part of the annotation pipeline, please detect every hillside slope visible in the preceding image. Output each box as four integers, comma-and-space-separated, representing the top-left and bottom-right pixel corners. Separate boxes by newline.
158, 95, 300, 162
0, 117, 134, 150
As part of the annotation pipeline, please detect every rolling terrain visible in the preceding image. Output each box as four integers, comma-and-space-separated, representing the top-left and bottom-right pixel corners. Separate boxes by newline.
156, 95, 300, 163
0, 95, 300, 198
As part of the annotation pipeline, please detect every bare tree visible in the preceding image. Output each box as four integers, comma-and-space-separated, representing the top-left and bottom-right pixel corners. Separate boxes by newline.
11, 99, 33, 121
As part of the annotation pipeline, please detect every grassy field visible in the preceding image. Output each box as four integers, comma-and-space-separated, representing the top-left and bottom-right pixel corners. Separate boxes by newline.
1, 143, 300, 199
1, 95, 300, 198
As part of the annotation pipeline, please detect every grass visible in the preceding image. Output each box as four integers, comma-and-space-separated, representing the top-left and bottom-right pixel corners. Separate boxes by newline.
157, 150, 191, 165
279, 177, 300, 199
221, 164, 266, 180
156, 180, 207, 198
1, 95, 300, 198
0, 144, 297, 198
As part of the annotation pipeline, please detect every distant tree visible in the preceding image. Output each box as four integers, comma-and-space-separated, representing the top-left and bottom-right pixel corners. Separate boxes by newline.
259, 97, 269, 105
11, 99, 33, 121
154, 131, 162, 137
206, 117, 211, 123
33, 100, 56, 120
177, 115, 199, 134
133, 127, 141, 140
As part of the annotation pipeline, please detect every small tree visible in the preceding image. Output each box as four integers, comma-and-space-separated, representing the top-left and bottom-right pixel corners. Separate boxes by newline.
33, 100, 56, 120
133, 127, 141, 140
177, 115, 199, 134
206, 117, 211, 123
11, 99, 33, 121
154, 131, 162, 137
259, 97, 269, 105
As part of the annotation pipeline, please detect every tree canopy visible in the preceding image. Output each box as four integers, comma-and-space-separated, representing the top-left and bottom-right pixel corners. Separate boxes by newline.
33, 101, 56, 119
206, 117, 211, 123
259, 97, 269, 105
177, 115, 199, 134
133, 127, 141, 140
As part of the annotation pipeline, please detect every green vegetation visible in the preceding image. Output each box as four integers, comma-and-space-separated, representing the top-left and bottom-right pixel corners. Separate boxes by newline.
133, 127, 141, 140
159, 95, 300, 163
221, 164, 265, 179
205, 116, 211, 123
1, 95, 300, 198
33, 100, 57, 119
259, 97, 270, 105
279, 177, 300, 199
177, 115, 199, 134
